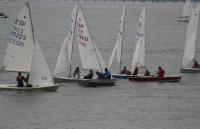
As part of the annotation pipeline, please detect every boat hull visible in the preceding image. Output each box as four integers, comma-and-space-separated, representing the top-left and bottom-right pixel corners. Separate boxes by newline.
53, 76, 82, 83
177, 17, 190, 22
0, 84, 59, 92
0, 15, 8, 18
180, 68, 200, 73
129, 76, 181, 82
78, 79, 116, 87
112, 74, 133, 79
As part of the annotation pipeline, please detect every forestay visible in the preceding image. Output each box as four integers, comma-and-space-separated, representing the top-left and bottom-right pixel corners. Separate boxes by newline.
76, 7, 106, 70
108, 4, 126, 69
2, 3, 34, 72
131, 6, 145, 72
182, 0, 193, 17
29, 39, 54, 86
182, 5, 200, 67
54, 3, 77, 76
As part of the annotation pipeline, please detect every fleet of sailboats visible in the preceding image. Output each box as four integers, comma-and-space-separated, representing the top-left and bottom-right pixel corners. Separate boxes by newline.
177, 0, 193, 22
2, 1, 200, 90
0, 1, 58, 91
180, 5, 200, 73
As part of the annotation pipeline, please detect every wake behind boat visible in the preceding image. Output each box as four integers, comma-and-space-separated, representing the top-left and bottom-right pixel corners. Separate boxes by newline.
0, 1, 58, 91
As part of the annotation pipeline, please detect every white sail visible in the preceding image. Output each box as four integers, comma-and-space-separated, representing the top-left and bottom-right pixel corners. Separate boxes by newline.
54, 36, 68, 76
68, 3, 77, 67
131, 6, 145, 72
76, 7, 106, 70
182, 5, 200, 67
2, 2, 34, 72
182, 0, 193, 17
29, 38, 54, 86
54, 3, 77, 76
108, 4, 126, 69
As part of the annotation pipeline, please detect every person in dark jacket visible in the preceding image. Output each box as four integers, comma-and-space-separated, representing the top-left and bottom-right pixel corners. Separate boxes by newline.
104, 68, 111, 79
84, 70, 94, 79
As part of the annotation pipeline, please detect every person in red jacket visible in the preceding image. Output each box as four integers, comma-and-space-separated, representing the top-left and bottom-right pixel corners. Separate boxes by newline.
155, 66, 165, 77
16, 72, 25, 87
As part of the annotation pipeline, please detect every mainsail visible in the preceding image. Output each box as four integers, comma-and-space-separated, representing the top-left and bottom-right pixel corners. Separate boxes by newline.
108, 4, 126, 70
54, 3, 77, 76
76, 6, 106, 70
131, 6, 146, 72
182, 5, 200, 67
2, 2, 34, 72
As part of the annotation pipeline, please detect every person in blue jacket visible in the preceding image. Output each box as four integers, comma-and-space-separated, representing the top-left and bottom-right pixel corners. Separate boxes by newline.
103, 68, 111, 79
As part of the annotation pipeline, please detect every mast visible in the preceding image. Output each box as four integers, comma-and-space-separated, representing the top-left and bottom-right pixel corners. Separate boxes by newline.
27, 1, 36, 46
194, 9, 200, 61
119, 3, 126, 73
144, 5, 146, 70
69, 1, 78, 77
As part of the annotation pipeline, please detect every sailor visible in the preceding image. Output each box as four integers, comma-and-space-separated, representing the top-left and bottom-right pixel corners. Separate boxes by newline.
132, 67, 139, 75
73, 67, 80, 79
16, 72, 25, 87
155, 66, 165, 77
121, 66, 131, 75
84, 70, 94, 79
96, 71, 105, 79
104, 68, 111, 79
144, 69, 150, 76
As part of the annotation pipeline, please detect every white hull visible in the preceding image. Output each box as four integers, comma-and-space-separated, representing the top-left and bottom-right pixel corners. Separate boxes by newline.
177, 18, 190, 22
0, 84, 59, 91
0, 15, 7, 18
180, 68, 200, 73
53, 76, 82, 83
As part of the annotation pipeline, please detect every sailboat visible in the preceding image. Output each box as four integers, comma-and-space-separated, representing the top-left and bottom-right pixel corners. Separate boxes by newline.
180, 5, 200, 73
129, 6, 181, 82
177, 0, 193, 22
53, 3, 80, 83
0, 2, 58, 91
76, 6, 115, 87
0, 8, 7, 18
107, 4, 133, 79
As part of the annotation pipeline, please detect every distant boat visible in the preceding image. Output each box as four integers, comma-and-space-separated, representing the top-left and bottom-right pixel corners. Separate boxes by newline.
129, 6, 181, 82
108, 3, 133, 79
177, 0, 193, 22
54, 3, 115, 86
53, 2, 79, 83
180, 5, 200, 73
0, 1, 58, 91
0, 8, 8, 18
76, 5, 115, 87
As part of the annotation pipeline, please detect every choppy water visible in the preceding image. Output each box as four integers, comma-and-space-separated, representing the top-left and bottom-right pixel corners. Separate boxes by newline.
0, 1, 200, 129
